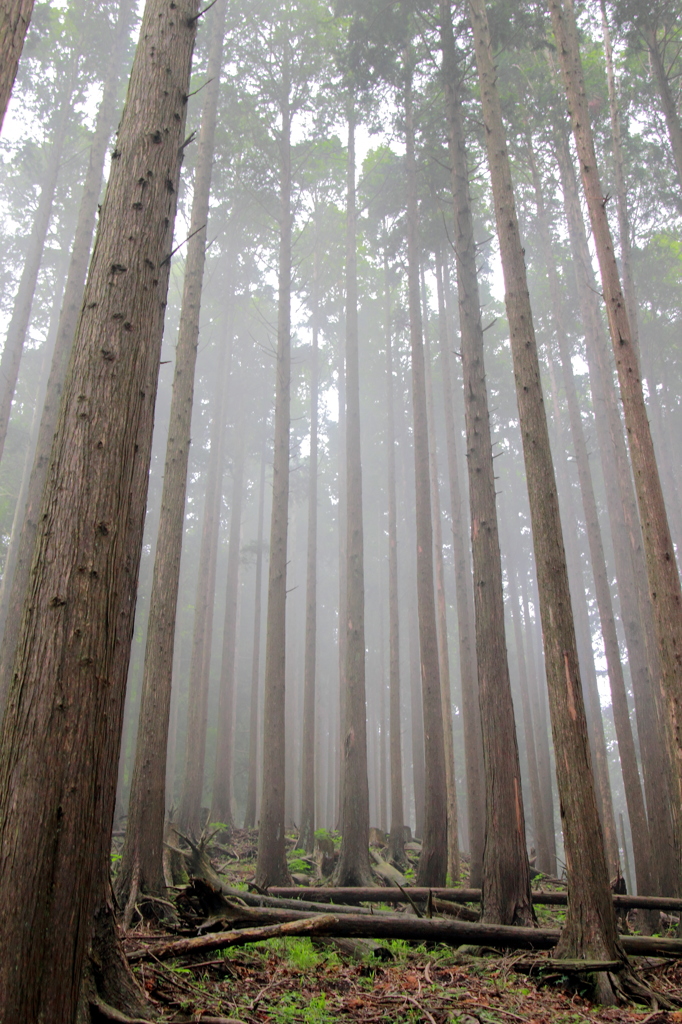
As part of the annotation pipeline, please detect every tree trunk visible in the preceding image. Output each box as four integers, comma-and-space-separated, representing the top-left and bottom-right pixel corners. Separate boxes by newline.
553, 118, 679, 896
0, 1, 199, 1017
116, 0, 226, 904
211, 400, 246, 827
335, 97, 372, 887
645, 24, 682, 191
0, 0, 35, 130
422, 268, 459, 885
550, 0, 682, 895
299, 231, 320, 854
384, 254, 406, 871
244, 440, 268, 829
336, 336, 347, 832
255, 35, 293, 887
468, 0, 623, 982
435, 247, 485, 886
0, 0, 136, 715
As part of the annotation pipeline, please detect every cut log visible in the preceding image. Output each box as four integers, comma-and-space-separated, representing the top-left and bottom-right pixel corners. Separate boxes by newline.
370, 850, 409, 887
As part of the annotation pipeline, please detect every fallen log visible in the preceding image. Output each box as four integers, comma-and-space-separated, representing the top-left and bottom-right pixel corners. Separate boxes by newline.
264, 886, 682, 913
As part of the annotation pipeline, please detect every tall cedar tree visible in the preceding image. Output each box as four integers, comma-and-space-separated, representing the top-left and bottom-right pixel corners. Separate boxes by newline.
116, 0, 227, 906
335, 97, 373, 885
468, 0, 626, 993
244, 440, 268, 828
0, 1, 199, 1018
549, 0, 682, 884
441, 4, 531, 919
404, 58, 448, 887
0, 0, 35, 130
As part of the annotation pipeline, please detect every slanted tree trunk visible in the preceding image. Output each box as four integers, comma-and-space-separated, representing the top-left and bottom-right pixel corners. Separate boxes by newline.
422, 269, 459, 885
244, 440, 268, 830
0, 0, 36, 131
550, 0, 682, 893
435, 247, 485, 886
442, 9, 530, 922
116, 0, 226, 905
0, 1, 199, 1017
211, 399, 247, 827
553, 119, 679, 896
0, 0, 136, 713
384, 254, 406, 871
335, 96, 373, 887
404, 63, 447, 888
255, 34, 293, 887
468, 0, 623, 986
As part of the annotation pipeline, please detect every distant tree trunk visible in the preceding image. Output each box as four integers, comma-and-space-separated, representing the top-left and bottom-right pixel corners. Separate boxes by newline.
116, 0, 226, 904
442, 10, 530, 921
299, 242, 320, 854
244, 440, 268, 829
255, 35, 293, 887
550, 0, 682, 894
554, 120, 679, 896
469, 0, 623, 981
384, 254, 406, 870
335, 96, 373, 887
404, 64, 447, 888
178, 335, 231, 836
0, 1, 199, 1017
528, 135, 653, 898
422, 269, 459, 885
0, 0, 35, 131
644, 23, 682, 190
435, 247, 485, 886
0, 0, 136, 714
211, 403, 246, 827
336, 338, 347, 832
0, 66, 76, 469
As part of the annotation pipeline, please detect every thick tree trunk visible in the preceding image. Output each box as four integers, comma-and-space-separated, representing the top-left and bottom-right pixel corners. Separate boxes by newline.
244, 441, 268, 829
0, 0, 136, 715
550, 0, 682, 895
0, 2, 199, 1018
435, 248, 485, 886
384, 255, 406, 871
403, 66, 447, 888
116, 0, 226, 904
335, 98, 373, 887
0, 0, 35, 131
468, 0, 623, 981
442, 12, 530, 922
299, 239, 320, 854
554, 120, 679, 896
211, 403, 246, 827
255, 39, 293, 887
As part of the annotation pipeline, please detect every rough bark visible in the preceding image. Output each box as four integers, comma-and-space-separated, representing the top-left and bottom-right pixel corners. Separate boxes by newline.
403, 64, 447, 888
0, 2, 199, 1018
335, 98, 373, 887
116, 0, 226, 905
243, 441, 267, 829
255, 34, 293, 887
0, 0, 136, 713
0, 0, 35, 131
550, 0, 682, 894
468, 0, 623, 979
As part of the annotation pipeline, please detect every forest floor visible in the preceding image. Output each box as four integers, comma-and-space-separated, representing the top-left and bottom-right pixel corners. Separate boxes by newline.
117, 828, 682, 1024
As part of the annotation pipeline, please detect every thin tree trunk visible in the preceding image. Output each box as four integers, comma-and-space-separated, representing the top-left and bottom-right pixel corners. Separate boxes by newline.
335, 96, 372, 887
299, 233, 320, 854
384, 254, 406, 870
244, 440, 268, 829
0, 0, 136, 716
211, 400, 247, 827
468, 0, 623, 982
116, 0, 226, 901
0, 0, 36, 131
0, 1, 199, 1016
255, 34, 293, 887
645, 24, 682, 190
336, 337, 347, 833
550, 0, 682, 893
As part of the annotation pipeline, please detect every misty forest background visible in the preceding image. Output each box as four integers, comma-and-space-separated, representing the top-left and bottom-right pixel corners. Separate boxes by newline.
1, 0, 682, 916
